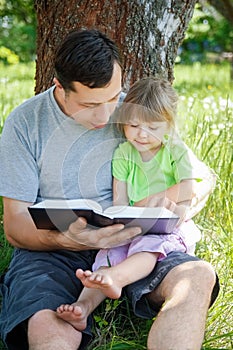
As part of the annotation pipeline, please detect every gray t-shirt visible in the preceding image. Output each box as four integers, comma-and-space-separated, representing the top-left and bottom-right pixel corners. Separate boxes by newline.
0, 87, 123, 208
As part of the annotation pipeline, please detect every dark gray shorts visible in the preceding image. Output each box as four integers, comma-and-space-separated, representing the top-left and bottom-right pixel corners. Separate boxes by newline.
0, 249, 219, 350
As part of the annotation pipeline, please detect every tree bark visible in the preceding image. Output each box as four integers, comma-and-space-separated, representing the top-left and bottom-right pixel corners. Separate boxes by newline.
34, 0, 197, 94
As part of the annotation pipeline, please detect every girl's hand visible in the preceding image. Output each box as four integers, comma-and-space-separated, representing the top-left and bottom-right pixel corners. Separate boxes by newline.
134, 196, 191, 226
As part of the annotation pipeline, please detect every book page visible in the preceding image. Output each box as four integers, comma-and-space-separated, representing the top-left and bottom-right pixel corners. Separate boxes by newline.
31, 199, 102, 212
103, 205, 178, 219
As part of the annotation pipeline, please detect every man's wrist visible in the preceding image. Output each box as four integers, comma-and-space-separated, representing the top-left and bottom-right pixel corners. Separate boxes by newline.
54, 229, 90, 251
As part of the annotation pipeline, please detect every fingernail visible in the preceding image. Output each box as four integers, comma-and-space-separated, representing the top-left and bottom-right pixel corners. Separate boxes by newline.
135, 227, 142, 234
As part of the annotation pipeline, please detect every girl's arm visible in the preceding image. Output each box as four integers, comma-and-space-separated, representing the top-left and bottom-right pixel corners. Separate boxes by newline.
134, 173, 216, 222
134, 180, 193, 224
134, 179, 195, 207
113, 178, 129, 206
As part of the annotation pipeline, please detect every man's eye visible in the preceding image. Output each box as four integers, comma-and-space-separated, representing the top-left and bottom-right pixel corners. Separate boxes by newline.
80, 104, 100, 108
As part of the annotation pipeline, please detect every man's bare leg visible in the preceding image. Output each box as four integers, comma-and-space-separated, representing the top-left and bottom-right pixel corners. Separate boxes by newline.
146, 261, 216, 350
28, 309, 82, 350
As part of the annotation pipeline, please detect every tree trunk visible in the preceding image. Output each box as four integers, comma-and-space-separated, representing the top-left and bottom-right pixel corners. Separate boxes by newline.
35, 0, 197, 94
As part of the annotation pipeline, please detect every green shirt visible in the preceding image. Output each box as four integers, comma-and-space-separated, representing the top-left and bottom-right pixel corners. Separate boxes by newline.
112, 137, 203, 205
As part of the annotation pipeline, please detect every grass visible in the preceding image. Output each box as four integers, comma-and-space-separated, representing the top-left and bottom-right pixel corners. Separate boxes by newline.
0, 62, 35, 133
0, 63, 35, 274
0, 61, 232, 349
173, 62, 233, 350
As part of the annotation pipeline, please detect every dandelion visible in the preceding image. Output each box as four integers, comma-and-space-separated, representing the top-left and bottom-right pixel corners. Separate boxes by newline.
212, 129, 220, 136
204, 115, 211, 122
219, 97, 233, 111
217, 123, 225, 130
203, 103, 210, 109
203, 97, 214, 104
180, 95, 186, 101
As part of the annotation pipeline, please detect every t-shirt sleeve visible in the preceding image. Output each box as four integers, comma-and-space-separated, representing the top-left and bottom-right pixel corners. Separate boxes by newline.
112, 144, 129, 182
0, 114, 39, 202
171, 140, 214, 183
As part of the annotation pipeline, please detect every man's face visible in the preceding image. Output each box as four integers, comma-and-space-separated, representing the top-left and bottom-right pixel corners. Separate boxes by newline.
54, 63, 122, 129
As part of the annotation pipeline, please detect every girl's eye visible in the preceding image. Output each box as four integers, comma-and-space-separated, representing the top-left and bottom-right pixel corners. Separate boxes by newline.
130, 124, 139, 128
149, 126, 158, 130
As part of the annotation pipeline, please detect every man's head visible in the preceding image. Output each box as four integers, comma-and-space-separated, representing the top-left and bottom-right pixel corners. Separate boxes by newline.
54, 28, 122, 92
53, 29, 122, 129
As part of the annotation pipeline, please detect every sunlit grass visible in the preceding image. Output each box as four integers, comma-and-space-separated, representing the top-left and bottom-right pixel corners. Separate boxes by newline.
174, 61, 232, 94
0, 62, 35, 132
174, 62, 233, 350
0, 62, 232, 349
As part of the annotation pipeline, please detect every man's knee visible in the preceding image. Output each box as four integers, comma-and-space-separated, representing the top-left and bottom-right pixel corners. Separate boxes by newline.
186, 260, 216, 288
149, 260, 217, 305
28, 309, 54, 327
172, 260, 215, 285
28, 309, 83, 349
191, 260, 219, 307
28, 309, 64, 341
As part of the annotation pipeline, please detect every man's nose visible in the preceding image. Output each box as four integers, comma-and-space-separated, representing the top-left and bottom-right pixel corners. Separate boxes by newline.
95, 103, 115, 124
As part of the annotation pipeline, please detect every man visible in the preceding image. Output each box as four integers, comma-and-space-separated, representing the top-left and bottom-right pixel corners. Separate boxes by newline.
0, 29, 219, 350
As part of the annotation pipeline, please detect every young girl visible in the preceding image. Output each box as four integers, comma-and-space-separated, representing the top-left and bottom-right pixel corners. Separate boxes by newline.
56, 77, 215, 330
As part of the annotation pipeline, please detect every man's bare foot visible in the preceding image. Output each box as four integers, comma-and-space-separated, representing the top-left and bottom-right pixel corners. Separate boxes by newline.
76, 268, 122, 299
56, 303, 87, 331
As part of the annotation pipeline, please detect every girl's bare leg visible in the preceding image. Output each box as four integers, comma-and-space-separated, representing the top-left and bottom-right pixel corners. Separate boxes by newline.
57, 287, 105, 330
77, 251, 159, 299
56, 251, 158, 330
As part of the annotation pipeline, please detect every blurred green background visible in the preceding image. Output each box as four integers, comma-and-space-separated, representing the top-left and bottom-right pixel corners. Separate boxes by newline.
0, 1, 232, 65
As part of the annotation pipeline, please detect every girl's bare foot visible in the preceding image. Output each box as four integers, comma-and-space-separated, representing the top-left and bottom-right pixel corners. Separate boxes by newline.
56, 303, 87, 331
76, 268, 122, 299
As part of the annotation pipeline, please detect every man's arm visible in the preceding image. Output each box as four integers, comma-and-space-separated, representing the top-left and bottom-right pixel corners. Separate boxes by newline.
3, 197, 141, 251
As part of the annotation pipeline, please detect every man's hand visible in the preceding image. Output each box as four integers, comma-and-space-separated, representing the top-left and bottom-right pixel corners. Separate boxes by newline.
3, 197, 142, 251
63, 217, 142, 250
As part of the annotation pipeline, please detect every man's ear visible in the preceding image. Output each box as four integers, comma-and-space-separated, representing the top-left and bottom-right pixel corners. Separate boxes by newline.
53, 77, 63, 90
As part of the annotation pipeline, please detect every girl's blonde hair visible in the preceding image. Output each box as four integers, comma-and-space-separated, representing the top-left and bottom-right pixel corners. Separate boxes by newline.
117, 77, 178, 133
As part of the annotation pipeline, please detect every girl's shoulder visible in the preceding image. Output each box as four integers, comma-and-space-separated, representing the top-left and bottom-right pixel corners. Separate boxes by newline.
163, 133, 191, 160
115, 141, 134, 152
113, 141, 138, 160
164, 132, 189, 149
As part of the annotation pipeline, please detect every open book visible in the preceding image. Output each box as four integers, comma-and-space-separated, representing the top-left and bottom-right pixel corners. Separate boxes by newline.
28, 199, 179, 234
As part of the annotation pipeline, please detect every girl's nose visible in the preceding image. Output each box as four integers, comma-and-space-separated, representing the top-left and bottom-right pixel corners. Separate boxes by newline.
138, 127, 148, 137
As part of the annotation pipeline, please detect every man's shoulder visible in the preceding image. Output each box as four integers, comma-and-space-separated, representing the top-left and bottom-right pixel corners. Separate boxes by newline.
5, 87, 54, 125
16, 86, 54, 111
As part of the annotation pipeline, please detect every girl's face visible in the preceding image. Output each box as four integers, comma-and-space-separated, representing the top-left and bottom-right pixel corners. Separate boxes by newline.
123, 119, 170, 155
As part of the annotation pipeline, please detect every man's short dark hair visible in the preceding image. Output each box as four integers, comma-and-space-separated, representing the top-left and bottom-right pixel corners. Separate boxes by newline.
54, 28, 122, 91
